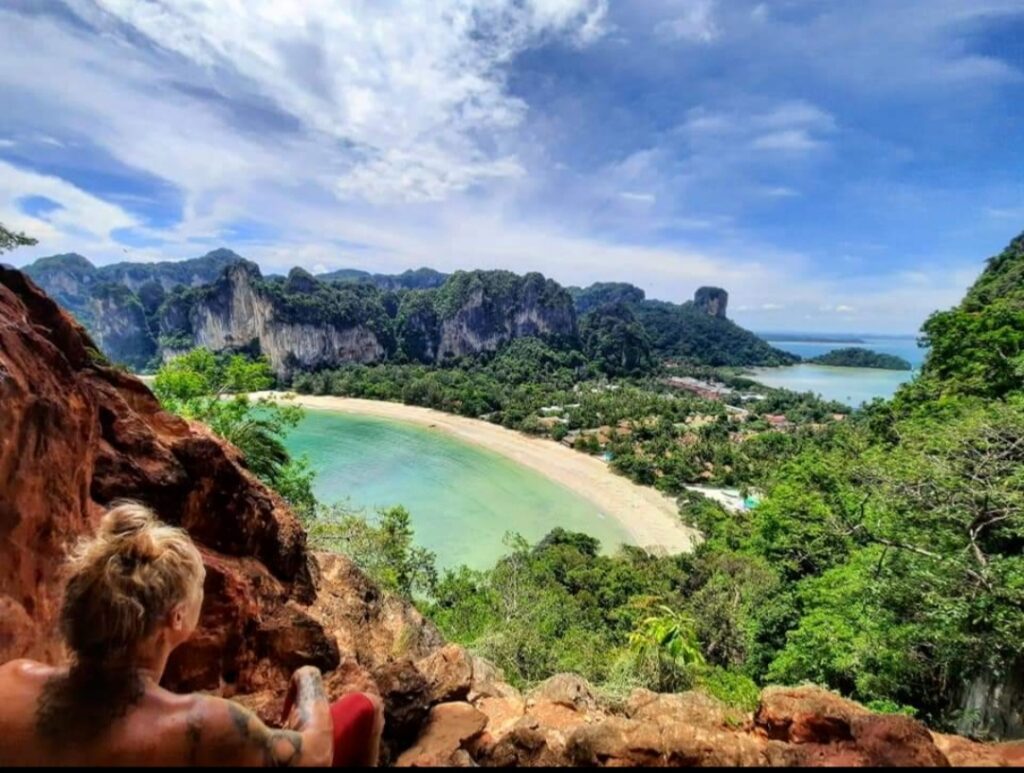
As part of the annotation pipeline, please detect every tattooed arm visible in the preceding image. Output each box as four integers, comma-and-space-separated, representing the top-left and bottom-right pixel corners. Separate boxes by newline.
187, 666, 333, 767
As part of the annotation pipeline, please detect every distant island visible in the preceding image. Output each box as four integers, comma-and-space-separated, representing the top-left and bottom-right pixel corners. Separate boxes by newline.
808, 347, 913, 370
759, 332, 867, 344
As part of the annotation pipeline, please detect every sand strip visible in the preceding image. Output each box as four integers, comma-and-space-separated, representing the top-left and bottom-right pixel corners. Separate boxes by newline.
252, 392, 700, 555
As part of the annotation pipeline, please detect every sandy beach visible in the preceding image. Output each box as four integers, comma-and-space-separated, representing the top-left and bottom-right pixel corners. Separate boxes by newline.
252, 392, 700, 555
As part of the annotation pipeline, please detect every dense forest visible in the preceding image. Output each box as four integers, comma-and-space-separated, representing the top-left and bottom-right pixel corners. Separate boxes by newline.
808, 347, 913, 370
26, 225, 1024, 739
301, 232, 1024, 737
152, 231, 1024, 739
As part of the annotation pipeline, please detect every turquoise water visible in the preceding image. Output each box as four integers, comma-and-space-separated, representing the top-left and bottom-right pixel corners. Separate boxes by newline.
764, 336, 926, 368
746, 364, 913, 407
752, 335, 924, 407
284, 409, 632, 570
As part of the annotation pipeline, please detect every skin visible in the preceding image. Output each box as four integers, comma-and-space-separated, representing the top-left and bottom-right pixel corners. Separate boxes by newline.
0, 582, 383, 767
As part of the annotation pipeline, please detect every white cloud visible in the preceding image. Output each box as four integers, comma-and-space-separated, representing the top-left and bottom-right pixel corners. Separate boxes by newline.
654, 0, 719, 43
70, 0, 607, 203
619, 191, 656, 204
0, 160, 138, 254
986, 205, 1024, 220
758, 186, 799, 198
748, 101, 835, 154
751, 129, 823, 153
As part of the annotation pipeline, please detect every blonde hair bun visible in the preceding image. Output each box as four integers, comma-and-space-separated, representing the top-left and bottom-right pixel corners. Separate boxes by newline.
98, 500, 158, 538
61, 501, 205, 664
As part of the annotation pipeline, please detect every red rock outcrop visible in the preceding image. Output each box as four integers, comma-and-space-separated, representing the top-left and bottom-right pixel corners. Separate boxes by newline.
2, 264, 1022, 767
0, 265, 332, 694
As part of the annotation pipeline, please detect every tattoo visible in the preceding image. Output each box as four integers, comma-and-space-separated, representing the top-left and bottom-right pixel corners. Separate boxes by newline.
293, 670, 327, 730
185, 710, 203, 767
228, 703, 305, 767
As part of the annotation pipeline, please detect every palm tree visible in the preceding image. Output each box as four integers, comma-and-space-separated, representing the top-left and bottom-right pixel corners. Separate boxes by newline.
628, 603, 705, 691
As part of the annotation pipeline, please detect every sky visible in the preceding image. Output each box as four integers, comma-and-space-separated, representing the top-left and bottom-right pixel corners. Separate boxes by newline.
1, 1, 1023, 334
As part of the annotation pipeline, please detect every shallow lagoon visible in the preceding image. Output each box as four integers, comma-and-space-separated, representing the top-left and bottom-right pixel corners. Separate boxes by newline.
285, 409, 633, 570
749, 335, 924, 407
745, 364, 914, 407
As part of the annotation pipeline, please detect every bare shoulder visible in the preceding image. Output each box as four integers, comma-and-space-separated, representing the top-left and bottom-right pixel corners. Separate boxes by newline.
0, 659, 57, 696
0, 659, 53, 679
186, 695, 319, 767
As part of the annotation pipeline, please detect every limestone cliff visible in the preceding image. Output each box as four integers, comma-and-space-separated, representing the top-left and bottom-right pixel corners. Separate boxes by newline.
22, 249, 245, 367
159, 262, 388, 377
433, 270, 577, 361
2, 265, 1022, 766
570, 280, 795, 367
694, 286, 729, 319
86, 283, 157, 369
160, 264, 577, 376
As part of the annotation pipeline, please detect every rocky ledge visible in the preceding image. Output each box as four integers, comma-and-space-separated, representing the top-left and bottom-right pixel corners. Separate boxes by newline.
1, 264, 1021, 767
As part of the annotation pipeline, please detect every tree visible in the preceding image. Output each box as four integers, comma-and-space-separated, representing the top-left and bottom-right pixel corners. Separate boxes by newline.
153, 349, 316, 515
306, 504, 438, 600
627, 603, 705, 691
579, 302, 654, 376
0, 223, 37, 254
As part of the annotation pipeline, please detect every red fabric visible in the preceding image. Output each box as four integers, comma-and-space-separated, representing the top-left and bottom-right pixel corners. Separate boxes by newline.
330, 692, 378, 767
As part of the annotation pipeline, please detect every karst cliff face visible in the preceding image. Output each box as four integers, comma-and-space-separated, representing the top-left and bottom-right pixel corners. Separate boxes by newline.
87, 285, 156, 368
2, 265, 1022, 767
434, 270, 577, 361
159, 262, 387, 377
694, 286, 729, 319
160, 264, 577, 376
22, 249, 243, 368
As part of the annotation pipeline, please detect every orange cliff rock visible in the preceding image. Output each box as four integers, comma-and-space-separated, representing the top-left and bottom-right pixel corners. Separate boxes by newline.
0, 264, 1021, 767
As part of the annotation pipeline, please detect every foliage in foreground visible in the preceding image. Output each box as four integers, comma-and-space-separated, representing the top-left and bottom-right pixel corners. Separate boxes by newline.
152, 348, 317, 515
0, 222, 38, 254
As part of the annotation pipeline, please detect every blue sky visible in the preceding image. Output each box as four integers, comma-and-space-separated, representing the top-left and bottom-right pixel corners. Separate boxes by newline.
1, 0, 1022, 333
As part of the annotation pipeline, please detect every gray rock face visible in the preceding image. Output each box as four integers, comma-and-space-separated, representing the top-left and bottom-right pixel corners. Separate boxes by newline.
436, 273, 576, 361
694, 287, 728, 319
956, 658, 1024, 739
28, 249, 579, 375
87, 288, 156, 368
163, 262, 386, 377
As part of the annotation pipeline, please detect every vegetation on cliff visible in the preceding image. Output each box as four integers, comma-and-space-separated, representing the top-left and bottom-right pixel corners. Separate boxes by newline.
578, 302, 655, 376
318, 265, 448, 290
570, 281, 798, 368
152, 348, 316, 515
636, 300, 798, 367
23, 247, 793, 374
807, 347, 913, 370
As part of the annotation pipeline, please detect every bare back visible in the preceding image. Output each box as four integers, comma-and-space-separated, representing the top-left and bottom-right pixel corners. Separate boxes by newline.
0, 660, 330, 767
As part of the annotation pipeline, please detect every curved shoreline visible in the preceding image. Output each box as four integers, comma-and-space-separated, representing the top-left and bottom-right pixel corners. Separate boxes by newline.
252, 392, 700, 555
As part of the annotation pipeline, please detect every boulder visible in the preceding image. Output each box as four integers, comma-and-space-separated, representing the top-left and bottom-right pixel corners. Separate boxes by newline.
932, 732, 1024, 767
756, 685, 950, 767
395, 702, 487, 767
528, 673, 604, 712
415, 644, 474, 704
0, 266, 321, 694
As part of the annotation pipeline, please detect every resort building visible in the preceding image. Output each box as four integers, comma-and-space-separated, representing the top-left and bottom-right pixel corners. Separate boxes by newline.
663, 376, 733, 400
764, 414, 793, 429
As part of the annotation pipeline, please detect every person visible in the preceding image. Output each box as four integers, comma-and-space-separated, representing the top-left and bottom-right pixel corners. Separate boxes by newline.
0, 501, 384, 767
